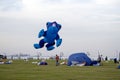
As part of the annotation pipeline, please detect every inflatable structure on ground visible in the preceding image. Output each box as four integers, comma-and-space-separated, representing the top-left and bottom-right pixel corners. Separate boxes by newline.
34, 21, 62, 51
67, 53, 92, 66
117, 65, 120, 69
38, 59, 48, 65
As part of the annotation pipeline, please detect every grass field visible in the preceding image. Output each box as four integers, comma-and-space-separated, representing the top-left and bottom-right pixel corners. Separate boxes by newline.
0, 59, 120, 80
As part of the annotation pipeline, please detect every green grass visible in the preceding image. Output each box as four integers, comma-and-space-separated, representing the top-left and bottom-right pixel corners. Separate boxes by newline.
0, 60, 120, 80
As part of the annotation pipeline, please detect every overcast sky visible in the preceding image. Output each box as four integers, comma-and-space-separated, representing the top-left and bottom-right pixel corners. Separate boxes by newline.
0, 0, 120, 59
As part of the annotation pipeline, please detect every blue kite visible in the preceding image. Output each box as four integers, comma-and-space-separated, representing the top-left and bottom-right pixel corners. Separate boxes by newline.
34, 21, 62, 51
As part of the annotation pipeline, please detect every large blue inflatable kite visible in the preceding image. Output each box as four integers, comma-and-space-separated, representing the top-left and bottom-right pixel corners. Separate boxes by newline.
67, 53, 92, 66
34, 21, 62, 51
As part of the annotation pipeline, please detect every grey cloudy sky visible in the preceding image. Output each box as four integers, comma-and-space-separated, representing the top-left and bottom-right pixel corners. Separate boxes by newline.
0, 0, 120, 58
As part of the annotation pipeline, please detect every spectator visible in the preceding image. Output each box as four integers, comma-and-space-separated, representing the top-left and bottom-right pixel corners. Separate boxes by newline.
55, 54, 59, 66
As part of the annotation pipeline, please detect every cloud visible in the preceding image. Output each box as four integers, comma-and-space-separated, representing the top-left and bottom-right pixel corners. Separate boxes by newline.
0, 0, 120, 57
40, 0, 91, 4
0, 0, 22, 11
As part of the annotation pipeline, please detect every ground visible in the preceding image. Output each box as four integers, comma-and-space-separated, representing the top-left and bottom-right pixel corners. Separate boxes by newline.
0, 59, 120, 80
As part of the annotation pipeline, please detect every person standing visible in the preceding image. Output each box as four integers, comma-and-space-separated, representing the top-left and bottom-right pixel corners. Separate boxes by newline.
105, 56, 108, 61
55, 54, 59, 66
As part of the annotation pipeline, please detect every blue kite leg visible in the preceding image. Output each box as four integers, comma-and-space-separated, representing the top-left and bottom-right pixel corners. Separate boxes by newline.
46, 42, 55, 50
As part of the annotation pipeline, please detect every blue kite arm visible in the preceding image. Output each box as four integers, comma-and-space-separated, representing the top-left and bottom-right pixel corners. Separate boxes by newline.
56, 38, 62, 47
38, 29, 45, 38
56, 34, 62, 47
